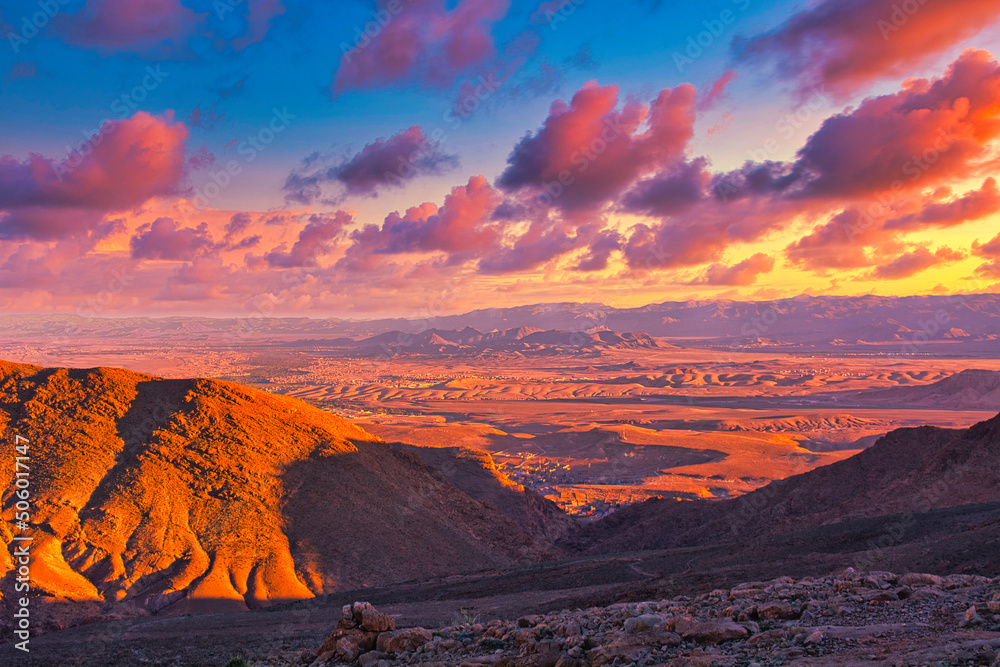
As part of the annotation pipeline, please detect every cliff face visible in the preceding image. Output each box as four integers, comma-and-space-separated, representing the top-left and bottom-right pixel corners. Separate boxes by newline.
0, 361, 554, 622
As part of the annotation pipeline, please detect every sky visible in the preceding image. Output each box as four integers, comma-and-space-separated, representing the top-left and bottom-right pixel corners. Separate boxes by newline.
1, 0, 1000, 318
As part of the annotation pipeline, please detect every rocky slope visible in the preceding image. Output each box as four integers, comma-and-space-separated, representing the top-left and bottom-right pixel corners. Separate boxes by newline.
298, 570, 1000, 667
565, 412, 1000, 555
0, 361, 564, 628
395, 445, 578, 543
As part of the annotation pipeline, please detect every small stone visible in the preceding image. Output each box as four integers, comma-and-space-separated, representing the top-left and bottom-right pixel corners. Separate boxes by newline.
804, 630, 824, 646
962, 606, 982, 627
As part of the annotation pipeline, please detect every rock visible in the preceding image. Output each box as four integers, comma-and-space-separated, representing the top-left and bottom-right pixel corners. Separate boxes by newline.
352, 602, 395, 632
898, 573, 943, 587
586, 643, 643, 666
317, 629, 378, 655
308, 650, 335, 667
757, 602, 799, 619
675, 618, 749, 644
747, 629, 787, 646
907, 587, 950, 602
359, 651, 387, 667
804, 630, 824, 646
961, 607, 982, 627
336, 637, 361, 662
377, 627, 434, 653
624, 614, 664, 633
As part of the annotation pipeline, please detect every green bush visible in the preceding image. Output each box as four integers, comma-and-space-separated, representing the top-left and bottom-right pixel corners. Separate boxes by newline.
224, 658, 248, 667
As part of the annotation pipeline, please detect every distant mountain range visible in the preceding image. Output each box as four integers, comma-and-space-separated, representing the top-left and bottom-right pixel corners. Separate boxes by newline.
315, 326, 668, 356
4, 293, 999, 350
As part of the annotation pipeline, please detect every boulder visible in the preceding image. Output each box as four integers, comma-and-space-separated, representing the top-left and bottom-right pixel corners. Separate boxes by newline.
624, 614, 664, 633
377, 627, 434, 653
352, 601, 396, 632
898, 573, 943, 587
674, 618, 749, 644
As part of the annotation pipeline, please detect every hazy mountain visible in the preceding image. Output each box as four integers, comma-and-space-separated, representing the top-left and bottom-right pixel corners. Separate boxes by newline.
4, 294, 999, 350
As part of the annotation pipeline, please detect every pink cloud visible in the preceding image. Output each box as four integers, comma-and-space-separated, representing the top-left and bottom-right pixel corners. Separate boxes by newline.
869, 245, 966, 280
885, 178, 1000, 231
734, 0, 1000, 98
0, 112, 188, 240
696, 253, 776, 286
264, 212, 352, 268
340, 176, 501, 270
792, 49, 1000, 199
334, 0, 510, 92
697, 70, 737, 111
497, 81, 697, 213
130, 217, 215, 261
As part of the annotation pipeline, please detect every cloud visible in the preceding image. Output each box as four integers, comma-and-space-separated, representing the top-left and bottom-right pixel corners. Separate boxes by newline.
339, 176, 501, 270
790, 49, 1000, 199
868, 245, 966, 280
56, 0, 284, 55
885, 178, 1000, 231
697, 70, 737, 111
130, 217, 215, 261
263, 212, 352, 268
497, 81, 697, 214
696, 253, 776, 285
621, 158, 711, 217
334, 0, 510, 93
284, 126, 458, 204
973, 232, 1000, 259
0, 112, 188, 240
733, 0, 1000, 98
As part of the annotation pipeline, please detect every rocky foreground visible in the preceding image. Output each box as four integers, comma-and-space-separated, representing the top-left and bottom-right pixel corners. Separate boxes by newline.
284, 570, 1000, 667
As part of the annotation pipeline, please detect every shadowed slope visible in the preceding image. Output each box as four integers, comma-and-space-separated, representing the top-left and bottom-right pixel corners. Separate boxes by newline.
566, 412, 1000, 554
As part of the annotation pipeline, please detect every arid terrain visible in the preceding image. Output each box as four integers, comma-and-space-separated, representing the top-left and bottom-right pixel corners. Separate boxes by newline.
3, 300, 998, 519
1, 298, 999, 665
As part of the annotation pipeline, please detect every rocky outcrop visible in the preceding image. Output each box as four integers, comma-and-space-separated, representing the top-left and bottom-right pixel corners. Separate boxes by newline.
305, 571, 1000, 666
